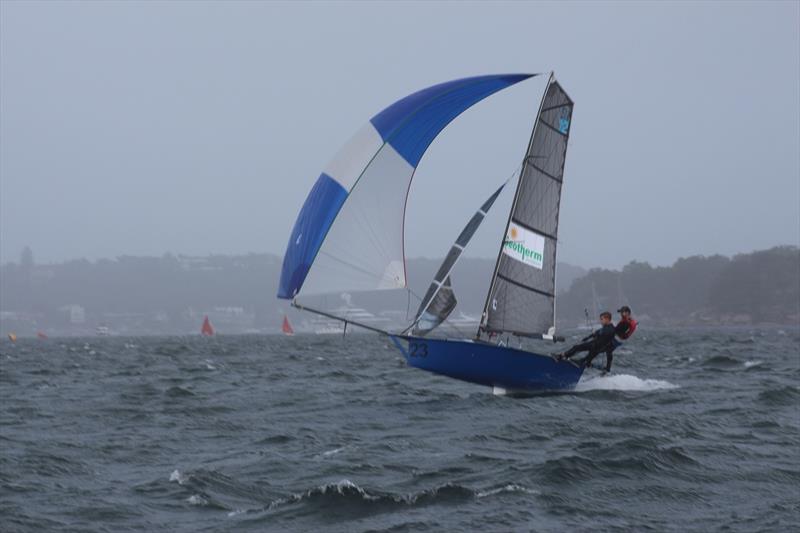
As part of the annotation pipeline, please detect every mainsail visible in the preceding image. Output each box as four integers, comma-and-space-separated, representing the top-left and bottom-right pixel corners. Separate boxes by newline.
277, 74, 536, 302
481, 74, 573, 338
410, 182, 506, 336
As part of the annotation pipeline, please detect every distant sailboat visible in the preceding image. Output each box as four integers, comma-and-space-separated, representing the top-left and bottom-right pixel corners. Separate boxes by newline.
578, 308, 592, 330
282, 315, 295, 336
201, 315, 215, 336
36, 331, 48, 339
7, 332, 17, 343
577, 282, 601, 330
279, 73, 581, 392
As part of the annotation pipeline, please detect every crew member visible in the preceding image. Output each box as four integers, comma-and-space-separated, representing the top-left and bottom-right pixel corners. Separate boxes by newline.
555, 311, 616, 367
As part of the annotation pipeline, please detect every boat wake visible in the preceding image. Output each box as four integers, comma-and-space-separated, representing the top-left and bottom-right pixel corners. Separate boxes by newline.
575, 373, 678, 392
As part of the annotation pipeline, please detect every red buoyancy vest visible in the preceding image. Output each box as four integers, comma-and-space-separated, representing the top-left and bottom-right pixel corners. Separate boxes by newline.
618, 317, 637, 340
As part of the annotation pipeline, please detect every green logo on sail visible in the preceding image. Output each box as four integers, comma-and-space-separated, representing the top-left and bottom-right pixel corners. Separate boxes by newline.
503, 224, 545, 269
504, 240, 543, 263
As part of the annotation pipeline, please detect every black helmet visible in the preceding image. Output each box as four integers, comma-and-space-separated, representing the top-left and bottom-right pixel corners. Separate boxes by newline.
617, 305, 632, 314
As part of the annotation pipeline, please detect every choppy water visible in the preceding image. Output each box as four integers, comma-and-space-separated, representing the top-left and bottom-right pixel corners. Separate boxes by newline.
1, 328, 799, 532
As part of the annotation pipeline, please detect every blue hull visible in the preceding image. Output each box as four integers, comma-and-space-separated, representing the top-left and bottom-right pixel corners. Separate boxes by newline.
390, 335, 584, 392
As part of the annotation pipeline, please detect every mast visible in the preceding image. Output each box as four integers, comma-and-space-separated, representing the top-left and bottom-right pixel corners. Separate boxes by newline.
478, 73, 574, 339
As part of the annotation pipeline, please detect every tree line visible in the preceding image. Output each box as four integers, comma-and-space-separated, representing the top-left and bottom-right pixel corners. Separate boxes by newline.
1, 246, 797, 333
558, 246, 799, 325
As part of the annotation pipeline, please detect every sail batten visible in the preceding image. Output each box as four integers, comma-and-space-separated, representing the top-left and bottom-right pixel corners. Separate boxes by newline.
510, 217, 557, 241
538, 118, 569, 136
528, 164, 563, 183
480, 74, 574, 337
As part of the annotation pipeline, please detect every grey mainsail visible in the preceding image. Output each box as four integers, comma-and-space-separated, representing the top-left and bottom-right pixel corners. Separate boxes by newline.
410, 183, 506, 336
480, 74, 574, 338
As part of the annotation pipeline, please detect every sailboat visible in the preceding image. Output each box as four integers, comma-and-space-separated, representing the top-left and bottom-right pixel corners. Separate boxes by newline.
201, 315, 215, 336
278, 73, 582, 392
577, 281, 601, 330
282, 315, 295, 336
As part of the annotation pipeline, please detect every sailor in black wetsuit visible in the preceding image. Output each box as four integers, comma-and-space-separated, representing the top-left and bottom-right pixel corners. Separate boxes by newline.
555, 311, 616, 367
597, 306, 638, 373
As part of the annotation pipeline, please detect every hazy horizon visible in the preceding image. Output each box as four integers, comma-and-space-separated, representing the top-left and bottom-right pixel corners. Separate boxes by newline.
2, 1, 799, 270
2, 242, 796, 273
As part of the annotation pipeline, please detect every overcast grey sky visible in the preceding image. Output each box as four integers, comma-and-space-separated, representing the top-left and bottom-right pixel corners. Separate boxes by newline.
1, 1, 798, 269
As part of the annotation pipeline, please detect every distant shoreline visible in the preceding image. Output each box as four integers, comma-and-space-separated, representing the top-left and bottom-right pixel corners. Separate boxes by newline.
2, 246, 798, 337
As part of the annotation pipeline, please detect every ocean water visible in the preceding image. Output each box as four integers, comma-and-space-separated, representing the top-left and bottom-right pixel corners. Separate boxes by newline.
1, 328, 798, 532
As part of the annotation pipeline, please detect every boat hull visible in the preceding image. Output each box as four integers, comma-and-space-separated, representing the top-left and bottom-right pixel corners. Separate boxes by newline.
390, 335, 583, 392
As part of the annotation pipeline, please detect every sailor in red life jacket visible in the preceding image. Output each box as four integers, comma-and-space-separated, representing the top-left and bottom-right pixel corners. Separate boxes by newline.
597, 305, 637, 373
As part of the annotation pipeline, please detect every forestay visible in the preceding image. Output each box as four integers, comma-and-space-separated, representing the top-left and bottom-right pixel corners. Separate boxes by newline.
481, 74, 574, 337
277, 74, 536, 300
410, 182, 506, 336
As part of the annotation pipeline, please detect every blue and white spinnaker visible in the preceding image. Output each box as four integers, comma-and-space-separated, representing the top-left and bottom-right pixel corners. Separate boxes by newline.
277, 74, 534, 300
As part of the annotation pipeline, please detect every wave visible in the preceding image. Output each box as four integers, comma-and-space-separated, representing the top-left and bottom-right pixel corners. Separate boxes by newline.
187, 494, 207, 505
153, 344, 190, 356
254, 434, 294, 445
169, 469, 188, 485
758, 386, 799, 406
225, 479, 539, 519
539, 445, 699, 484
702, 355, 742, 368
18, 451, 89, 477
575, 374, 678, 392
164, 386, 195, 397
538, 455, 597, 482
476, 483, 540, 498
165, 467, 279, 515
273, 479, 474, 508
315, 446, 346, 459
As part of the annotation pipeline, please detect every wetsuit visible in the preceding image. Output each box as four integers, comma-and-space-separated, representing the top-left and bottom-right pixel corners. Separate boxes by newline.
599, 317, 638, 372
561, 323, 616, 366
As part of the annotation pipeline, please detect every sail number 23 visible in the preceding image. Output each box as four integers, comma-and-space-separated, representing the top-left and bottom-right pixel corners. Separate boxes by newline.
408, 342, 428, 358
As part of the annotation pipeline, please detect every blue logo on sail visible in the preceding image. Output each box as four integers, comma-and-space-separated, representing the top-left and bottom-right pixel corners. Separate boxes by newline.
558, 117, 570, 134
